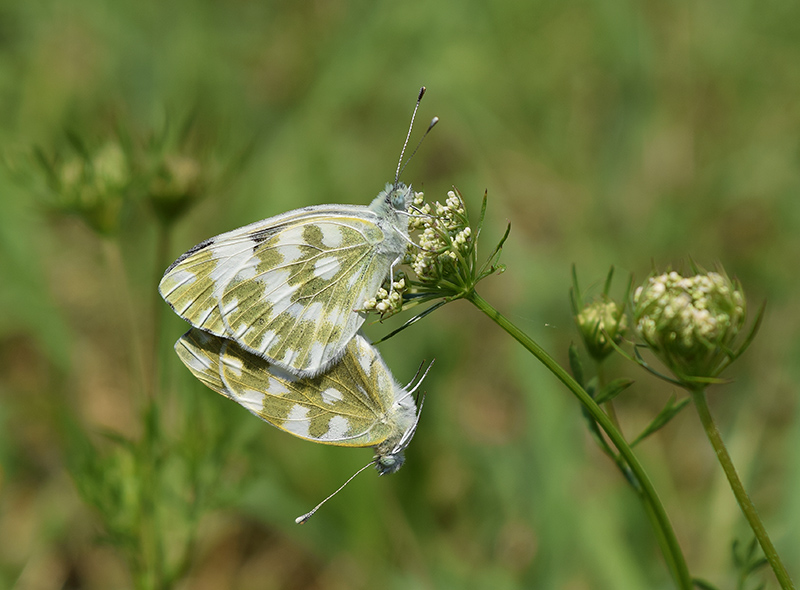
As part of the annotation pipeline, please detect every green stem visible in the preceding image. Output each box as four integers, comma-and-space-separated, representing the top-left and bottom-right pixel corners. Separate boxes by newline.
596, 361, 623, 435
467, 291, 693, 590
103, 239, 150, 398
593, 362, 680, 576
690, 388, 795, 590
151, 223, 171, 400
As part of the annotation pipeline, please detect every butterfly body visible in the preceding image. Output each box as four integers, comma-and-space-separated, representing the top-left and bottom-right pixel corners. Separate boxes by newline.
175, 328, 420, 474
160, 182, 414, 378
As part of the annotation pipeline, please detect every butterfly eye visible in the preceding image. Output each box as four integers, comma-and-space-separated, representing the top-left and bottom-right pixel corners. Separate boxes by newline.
392, 192, 402, 208
389, 185, 411, 211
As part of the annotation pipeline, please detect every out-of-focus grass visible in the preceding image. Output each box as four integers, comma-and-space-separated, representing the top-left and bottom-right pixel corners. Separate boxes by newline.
1, 0, 799, 588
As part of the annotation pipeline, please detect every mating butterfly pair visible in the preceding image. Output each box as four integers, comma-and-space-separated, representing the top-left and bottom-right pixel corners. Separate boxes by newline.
159, 89, 435, 521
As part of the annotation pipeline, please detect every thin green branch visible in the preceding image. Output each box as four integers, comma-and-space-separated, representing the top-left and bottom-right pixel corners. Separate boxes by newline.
467, 291, 693, 590
690, 388, 795, 590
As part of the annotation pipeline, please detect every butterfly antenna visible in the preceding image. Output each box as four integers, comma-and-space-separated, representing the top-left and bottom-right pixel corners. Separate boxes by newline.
395, 87, 434, 185
398, 116, 438, 182
295, 460, 375, 524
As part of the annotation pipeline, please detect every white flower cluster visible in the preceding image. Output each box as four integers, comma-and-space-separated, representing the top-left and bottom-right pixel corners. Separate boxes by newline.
360, 188, 480, 318
635, 272, 743, 348
633, 271, 746, 378
409, 191, 428, 230
407, 190, 472, 283
361, 276, 407, 317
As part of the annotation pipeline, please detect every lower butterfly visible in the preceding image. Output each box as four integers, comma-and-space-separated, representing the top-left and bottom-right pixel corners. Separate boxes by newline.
159, 87, 436, 378
175, 328, 429, 521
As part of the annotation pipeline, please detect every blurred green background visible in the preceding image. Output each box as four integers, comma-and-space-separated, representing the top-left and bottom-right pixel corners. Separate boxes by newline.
1, 0, 799, 588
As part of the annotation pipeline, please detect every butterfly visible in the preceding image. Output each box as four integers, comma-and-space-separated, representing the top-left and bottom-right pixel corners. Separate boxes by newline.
159, 182, 414, 378
175, 328, 426, 476
159, 88, 435, 378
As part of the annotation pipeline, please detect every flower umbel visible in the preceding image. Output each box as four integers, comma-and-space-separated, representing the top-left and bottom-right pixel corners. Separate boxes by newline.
146, 152, 205, 224
363, 188, 508, 339
407, 190, 473, 285
404, 189, 508, 303
633, 269, 753, 384
571, 266, 629, 362
39, 139, 132, 236
577, 300, 628, 362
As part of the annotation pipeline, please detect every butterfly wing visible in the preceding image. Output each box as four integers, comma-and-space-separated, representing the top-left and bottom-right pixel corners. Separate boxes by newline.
161, 205, 405, 377
173, 328, 229, 394
175, 329, 414, 448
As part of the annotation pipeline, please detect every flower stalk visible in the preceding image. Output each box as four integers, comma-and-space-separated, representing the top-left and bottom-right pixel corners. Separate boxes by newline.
468, 291, 693, 590
390, 188, 693, 588
690, 387, 795, 590
631, 267, 790, 588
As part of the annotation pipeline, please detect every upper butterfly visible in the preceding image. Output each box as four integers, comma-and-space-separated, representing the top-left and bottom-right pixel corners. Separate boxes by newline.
159, 88, 435, 378
159, 182, 413, 377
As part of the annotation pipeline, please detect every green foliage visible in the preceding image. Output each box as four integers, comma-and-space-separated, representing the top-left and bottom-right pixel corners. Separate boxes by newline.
734, 537, 770, 590
594, 378, 635, 405
629, 395, 691, 448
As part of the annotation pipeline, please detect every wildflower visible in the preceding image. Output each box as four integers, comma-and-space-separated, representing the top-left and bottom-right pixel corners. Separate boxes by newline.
92, 142, 130, 195
45, 140, 132, 235
570, 266, 629, 362
361, 275, 408, 318
147, 152, 205, 225
406, 189, 483, 292
576, 299, 628, 362
363, 187, 507, 327
633, 269, 749, 384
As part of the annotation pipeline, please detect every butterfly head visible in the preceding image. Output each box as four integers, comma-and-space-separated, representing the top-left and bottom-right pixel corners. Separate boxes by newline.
373, 421, 412, 475
389, 182, 414, 211
373, 386, 425, 476
375, 451, 406, 475
370, 182, 414, 217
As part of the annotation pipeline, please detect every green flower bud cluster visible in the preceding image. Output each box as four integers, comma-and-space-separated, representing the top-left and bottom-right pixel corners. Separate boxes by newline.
633, 271, 746, 382
91, 142, 130, 194
147, 152, 205, 224
55, 141, 131, 235
576, 299, 628, 361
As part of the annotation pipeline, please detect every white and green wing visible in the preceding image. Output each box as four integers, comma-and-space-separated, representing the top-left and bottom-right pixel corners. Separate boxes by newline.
175, 328, 418, 449
160, 204, 406, 378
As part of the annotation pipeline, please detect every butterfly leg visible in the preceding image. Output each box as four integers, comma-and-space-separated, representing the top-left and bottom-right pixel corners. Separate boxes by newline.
386, 252, 406, 297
